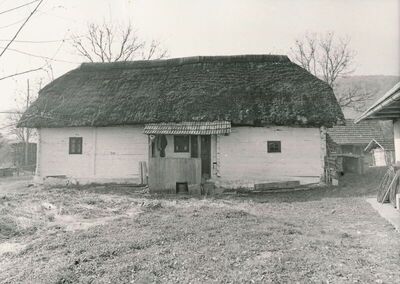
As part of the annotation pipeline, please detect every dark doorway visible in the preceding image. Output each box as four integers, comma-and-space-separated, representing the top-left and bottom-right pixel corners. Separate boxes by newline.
201, 135, 211, 179
176, 182, 188, 194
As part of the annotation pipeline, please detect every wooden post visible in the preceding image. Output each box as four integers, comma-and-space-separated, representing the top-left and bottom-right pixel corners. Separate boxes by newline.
24, 79, 30, 167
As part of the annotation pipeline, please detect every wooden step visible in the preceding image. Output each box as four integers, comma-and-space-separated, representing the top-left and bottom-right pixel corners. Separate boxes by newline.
254, 181, 300, 191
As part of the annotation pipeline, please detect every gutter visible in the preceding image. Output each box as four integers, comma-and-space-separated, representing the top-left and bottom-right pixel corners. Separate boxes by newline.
355, 82, 400, 124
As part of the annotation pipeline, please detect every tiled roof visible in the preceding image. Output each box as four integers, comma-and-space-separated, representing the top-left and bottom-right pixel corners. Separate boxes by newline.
327, 119, 394, 148
364, 139, 395, 152
144, 121, 231, 135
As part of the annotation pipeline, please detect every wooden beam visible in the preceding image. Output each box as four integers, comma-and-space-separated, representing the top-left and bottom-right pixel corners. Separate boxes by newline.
375, 111, 400, 115
368, 115, 400, 119
380, 106, 400, 110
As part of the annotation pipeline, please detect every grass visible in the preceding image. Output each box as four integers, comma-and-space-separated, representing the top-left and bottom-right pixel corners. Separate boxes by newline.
0, 168, 399, 283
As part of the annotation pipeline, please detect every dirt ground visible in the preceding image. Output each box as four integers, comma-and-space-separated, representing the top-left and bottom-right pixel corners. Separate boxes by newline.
0, 169, 399, 284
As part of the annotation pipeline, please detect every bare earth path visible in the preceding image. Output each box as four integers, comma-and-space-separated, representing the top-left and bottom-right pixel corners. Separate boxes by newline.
0, 176, 399, 283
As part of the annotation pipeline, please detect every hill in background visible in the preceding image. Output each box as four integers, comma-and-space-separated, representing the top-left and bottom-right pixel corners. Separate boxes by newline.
335, 75, 400, 119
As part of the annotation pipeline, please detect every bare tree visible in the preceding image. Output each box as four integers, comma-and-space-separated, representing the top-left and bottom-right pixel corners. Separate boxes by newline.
291, 32, 374, 111
6, 73, 52, 166
291, 32, 356, 87
72, 22, 168, 62
336, 84, 376, 112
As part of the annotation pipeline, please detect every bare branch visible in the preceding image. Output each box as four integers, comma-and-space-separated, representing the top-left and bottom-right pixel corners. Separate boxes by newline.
291, 32, 368, 111
335, 84, 377, 111
72, 21, 168, 62
291, 32, 355, 88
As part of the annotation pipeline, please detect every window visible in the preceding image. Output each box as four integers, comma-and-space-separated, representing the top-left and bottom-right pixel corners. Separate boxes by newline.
69, 137, 83, 154
267, 141, 281, 153
174, 135, 189, 152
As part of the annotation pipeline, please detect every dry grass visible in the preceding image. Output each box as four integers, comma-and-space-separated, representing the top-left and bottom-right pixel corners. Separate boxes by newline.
0, 171, 399, 283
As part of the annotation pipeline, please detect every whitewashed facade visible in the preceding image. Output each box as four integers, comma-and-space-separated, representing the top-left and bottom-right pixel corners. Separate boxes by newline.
215, 126, 325, 187
35, 125, 326, 188
36, 126, 148, 184
394, 120, 400, 163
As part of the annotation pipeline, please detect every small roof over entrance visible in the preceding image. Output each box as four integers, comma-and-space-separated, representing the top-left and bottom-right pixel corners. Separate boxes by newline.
144, 121, 231, 135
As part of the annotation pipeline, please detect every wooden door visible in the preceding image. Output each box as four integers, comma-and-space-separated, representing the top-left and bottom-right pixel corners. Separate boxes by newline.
200, 135, 211, 179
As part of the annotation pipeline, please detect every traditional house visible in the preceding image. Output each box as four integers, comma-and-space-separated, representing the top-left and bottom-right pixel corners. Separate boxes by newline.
18, 55, 343, 192
328, 119, 394, 173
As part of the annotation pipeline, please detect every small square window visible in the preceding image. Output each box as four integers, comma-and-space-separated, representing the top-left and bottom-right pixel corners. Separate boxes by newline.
174, 135, 189, 152
69, 137, 83, 154
267, 141, 281, 153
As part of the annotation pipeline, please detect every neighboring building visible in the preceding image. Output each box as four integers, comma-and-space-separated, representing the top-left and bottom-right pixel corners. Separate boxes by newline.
0, 141, 37, 176
364, 139, 395, 167
10, 142, 37, 170
18, 55, 343, 192
0, 140, 13, 177
328, 119, 394, 173
356, 82, 400, 208
356, 82, 400, 161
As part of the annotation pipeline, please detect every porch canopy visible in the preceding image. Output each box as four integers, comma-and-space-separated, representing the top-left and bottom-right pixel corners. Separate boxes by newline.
355, 82, 400, 123
144, 121, 231, 135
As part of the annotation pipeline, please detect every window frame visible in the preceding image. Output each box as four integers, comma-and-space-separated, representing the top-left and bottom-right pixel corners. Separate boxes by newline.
69, 137, 83, 155
174, 135, 190, 153
267, 141, 281, 153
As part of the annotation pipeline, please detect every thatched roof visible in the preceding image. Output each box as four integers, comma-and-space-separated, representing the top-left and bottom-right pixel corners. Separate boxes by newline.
18, 55, 343, 128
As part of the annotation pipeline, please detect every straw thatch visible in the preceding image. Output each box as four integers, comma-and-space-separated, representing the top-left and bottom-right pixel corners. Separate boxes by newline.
18, 55, 343, 128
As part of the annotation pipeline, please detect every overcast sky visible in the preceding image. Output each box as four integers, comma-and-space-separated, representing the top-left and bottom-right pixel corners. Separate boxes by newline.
0, 0, 399, 120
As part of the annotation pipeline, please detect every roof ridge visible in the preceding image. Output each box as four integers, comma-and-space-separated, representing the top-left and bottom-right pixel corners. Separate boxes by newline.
79, 54, 291, 71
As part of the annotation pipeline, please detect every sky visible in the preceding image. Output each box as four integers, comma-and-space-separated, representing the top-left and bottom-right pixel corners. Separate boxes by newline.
0, 0, 399, 124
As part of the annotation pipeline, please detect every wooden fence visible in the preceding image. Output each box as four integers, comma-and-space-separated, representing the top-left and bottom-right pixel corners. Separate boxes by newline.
148, 157, 201, 193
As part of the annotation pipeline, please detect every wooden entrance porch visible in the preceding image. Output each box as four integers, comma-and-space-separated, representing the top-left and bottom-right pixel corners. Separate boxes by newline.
143, 121, 231, 193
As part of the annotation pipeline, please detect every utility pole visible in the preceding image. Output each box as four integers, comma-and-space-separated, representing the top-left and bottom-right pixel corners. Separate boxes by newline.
24, 79, 30, 166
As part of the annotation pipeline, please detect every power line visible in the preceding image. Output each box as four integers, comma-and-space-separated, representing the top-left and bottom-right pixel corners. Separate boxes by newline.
1, 46, 79, 63
0, 0, 44, 58
0, 0, 39, 16
0, 37, 81, 44
0, 66, 43, 81
0, 33, 76, 81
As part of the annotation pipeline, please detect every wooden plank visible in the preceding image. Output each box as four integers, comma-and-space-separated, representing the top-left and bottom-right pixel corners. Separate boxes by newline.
254, 180, 300, 191
149, 157, 201, 193
377, 167, 395, 203
382, 172, 398, 204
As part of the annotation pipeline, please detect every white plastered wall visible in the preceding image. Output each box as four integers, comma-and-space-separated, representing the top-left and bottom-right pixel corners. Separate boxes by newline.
36, 126, 148, 184
215, 126, 324, 188
393, 119, 400, 163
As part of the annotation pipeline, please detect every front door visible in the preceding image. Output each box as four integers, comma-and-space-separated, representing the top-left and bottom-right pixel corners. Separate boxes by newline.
200, 135, 211, 179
